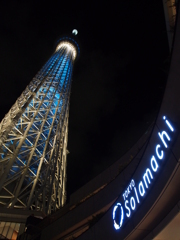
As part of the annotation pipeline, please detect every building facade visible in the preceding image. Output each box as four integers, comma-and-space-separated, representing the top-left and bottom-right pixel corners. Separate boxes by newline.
162, 0, 177, 51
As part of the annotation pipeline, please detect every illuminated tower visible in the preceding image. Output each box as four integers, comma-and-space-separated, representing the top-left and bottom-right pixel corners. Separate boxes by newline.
0, 33, 79, 215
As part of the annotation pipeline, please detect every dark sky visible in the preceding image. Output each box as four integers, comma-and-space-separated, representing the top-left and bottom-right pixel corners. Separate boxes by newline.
0, 0, 169, 198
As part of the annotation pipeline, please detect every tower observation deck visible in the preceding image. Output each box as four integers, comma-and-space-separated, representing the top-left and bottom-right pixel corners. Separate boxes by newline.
0, 34, 80, 215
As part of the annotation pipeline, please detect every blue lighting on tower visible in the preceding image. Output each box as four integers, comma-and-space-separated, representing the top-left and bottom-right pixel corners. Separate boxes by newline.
0, 35, 80, 212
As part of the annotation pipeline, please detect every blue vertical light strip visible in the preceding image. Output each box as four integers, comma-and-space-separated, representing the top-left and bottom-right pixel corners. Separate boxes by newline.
25, 48, 73, 178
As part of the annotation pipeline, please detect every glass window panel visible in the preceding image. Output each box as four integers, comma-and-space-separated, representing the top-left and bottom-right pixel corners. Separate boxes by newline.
2, 222, 9, 238
6, 223, 13, 239
0, 222, 5, 234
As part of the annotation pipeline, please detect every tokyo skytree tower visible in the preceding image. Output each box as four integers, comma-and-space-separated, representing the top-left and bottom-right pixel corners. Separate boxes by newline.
0, 33, 80, 214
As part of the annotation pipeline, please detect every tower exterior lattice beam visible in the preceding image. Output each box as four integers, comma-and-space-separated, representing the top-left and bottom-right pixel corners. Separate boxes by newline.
0, 36, 79, 214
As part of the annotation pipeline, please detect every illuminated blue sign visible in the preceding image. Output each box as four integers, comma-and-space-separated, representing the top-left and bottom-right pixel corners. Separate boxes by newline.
113, 116, 174, 230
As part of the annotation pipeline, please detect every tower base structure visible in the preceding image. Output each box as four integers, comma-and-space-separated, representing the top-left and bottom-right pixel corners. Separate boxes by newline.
0, 208, 44, 239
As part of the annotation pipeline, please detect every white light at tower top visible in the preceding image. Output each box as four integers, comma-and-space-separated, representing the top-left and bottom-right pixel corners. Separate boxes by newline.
56, 41, 77, 60
72, 29, 78, 35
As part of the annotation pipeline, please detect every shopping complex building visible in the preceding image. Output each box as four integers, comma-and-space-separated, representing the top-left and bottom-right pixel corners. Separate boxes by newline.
1, 0, 180, 239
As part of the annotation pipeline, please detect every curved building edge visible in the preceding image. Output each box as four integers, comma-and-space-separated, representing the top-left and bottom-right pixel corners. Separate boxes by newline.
74, 2, 180, 239
75, 1, 180, 239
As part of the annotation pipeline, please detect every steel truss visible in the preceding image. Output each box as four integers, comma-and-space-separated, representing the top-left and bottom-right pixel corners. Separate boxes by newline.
0, 38, 79, 214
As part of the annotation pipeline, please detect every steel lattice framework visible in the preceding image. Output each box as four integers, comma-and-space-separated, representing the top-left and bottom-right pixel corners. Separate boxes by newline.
0, 36, 79, 214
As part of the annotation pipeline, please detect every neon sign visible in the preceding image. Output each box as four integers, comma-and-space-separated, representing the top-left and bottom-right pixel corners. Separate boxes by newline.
113, 116, 174, 230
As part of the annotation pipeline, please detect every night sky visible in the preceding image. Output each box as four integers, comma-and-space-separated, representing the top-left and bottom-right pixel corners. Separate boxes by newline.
0, 0, 169, 198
